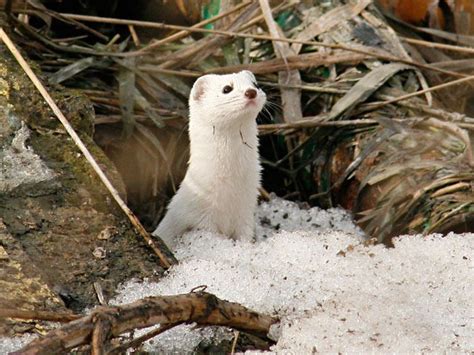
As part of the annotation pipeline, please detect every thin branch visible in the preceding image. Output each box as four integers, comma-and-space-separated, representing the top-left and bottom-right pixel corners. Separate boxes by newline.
137, 0, 252, 53
0, 308, 81, 323
0, 28, 177, 269
401, 36, 474, 55
140, 51, 367, 76
128, 25, 140, 47
91, 314, 112, 355
258, 118, 377, 132
258, 117, 474, 134
108, 323, 176, 355
362, 73, 474, 112
14, 292, 278, 354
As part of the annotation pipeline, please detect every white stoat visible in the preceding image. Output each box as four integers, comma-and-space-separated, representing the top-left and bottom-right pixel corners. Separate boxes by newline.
153, 70, 266, 248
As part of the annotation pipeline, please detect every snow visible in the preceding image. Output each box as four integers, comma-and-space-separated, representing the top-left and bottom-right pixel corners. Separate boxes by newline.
0, 334, 36, 354
0, 121, 56, 192
2, 197, 473, 353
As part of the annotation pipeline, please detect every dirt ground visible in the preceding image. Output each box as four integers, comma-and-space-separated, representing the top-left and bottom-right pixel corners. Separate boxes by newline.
0, 46, 164, 336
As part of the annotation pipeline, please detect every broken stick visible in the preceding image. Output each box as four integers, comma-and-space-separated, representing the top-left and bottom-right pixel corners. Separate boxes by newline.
13, 291, 278, 354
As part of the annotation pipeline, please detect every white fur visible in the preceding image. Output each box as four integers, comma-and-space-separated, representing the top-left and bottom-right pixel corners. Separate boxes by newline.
153, 70, 266, 248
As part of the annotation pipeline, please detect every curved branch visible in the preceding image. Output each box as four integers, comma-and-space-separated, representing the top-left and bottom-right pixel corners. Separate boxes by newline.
13, 292, 278, 354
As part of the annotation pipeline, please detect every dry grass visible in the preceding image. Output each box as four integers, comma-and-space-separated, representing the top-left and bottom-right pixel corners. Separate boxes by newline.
5, 0, 473, 242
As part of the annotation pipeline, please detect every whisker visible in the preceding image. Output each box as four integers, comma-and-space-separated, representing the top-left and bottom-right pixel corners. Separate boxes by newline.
260, 106, 274, 121
264, 100, 283, 113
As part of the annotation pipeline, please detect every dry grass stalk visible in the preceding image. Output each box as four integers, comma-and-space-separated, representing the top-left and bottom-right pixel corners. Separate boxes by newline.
259, 0, 302, 122
0, 308, 80, 323
22, 11, 471, 79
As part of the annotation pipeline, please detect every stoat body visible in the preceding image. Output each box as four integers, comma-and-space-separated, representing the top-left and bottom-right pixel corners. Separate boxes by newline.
153, 70, 266, 248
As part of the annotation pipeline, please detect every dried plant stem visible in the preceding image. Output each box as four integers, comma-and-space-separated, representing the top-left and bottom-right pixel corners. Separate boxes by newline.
239, 1, 292, 32
0, 28, 176, 269
138, 66, 201, 77
137, 0, 252, 53
364, 73, 474, 112
401, 36, 474, 55
54, 13, 468, 79
14, 7, 109, 42
0, 308, 80, 323
91, 314, 111, 355
425, 118, 474, 166
231, 330, 240, 355
258, 118, 377, 132
258, 117, 474, 134
128, 25, 140, 47
108, 324, 175, 355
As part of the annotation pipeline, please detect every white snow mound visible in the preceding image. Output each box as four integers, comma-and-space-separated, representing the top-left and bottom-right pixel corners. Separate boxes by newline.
2, 198, 473, 353
113, 198, 473, 353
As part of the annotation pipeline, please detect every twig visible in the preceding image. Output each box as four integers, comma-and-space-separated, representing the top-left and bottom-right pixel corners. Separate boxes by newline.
258, 118, 377, 132
140, 51, 366, 76
91, 313, 112, 355
379, 94, 474, 123
239, 1, 292, 32
401, 36, 474, 55
260, 81, 347, 94
258, 187, 271, 201
0, 308, 80, 322
231, 330, 240, 355
427, 202, 472, 233
204, 52, 368, 75
137, 0, 252, 54
14, 292, 278, 354
431, 182, 471, 198
362, 73, 474, 112
0, 28, 177, 269
10, 16, 122, 57
259, 0, 303, 122
108, 323, 176, 355
42, 8, 109, 42
138, 66, 201, 77
93, 282, 107, 305
128, 25, 140, 47
258, 117, 474, 134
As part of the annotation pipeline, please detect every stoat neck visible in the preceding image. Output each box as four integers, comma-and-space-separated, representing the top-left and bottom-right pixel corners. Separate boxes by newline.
187, 117, 259, 177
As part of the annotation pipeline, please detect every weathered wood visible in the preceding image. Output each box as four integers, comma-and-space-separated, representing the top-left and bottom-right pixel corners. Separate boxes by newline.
13, 292, 278, 355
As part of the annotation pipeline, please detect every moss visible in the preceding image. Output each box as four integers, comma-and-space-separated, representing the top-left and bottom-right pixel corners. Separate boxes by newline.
0, 47, 124, 214
0, 42, 161, 315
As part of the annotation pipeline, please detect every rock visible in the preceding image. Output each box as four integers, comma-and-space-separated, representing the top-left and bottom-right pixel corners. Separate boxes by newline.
0, 42, 163, 336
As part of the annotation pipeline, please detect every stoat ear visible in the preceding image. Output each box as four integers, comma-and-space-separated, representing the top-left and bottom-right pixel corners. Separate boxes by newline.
241, 70, 256, 82
191, 76, 207, 102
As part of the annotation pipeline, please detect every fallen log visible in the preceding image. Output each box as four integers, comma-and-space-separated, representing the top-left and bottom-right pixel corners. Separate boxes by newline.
12, 291, 278, 354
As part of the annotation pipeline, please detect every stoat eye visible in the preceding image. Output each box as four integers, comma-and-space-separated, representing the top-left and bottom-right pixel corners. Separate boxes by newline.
222, 85, 233, 94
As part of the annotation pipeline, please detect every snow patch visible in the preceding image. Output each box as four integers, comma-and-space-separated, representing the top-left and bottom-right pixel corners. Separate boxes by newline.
113, 198, 473, 353
0, 122, 56, 192
2, 198, 473, 353
0, 334, 36, 354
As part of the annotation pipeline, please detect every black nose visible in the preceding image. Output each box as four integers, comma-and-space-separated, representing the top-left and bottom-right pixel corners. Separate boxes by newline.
245, 88, 257, 99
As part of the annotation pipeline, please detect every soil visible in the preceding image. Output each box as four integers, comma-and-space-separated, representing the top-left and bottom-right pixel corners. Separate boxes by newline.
0, 42, 164, 336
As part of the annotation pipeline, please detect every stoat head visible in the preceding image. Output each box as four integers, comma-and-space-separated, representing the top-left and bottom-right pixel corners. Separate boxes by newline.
189, 70, 266, 127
